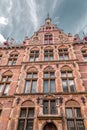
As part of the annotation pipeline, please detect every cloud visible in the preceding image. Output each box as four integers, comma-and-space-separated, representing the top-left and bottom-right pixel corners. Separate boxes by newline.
27, 0, 38, 31
0, 34, 6, 43
0, 17, 8, 25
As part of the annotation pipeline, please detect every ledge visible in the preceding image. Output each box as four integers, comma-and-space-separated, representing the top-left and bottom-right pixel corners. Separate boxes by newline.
37, 114, 63, 120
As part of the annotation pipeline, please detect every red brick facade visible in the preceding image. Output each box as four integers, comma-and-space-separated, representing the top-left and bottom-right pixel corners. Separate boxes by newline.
0, 18, 87, 130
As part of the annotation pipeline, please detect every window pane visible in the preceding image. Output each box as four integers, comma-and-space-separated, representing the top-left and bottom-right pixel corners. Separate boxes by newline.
28, 108, 34, 117
12, 59, 16, 65
26, 120, 33, 130
74, 108, 82, 118
30, 56, 34, 62
8, 76, 12, 82
18, 120, 25, 130
67, 120, 75, 130
65, 54, 69, 60
33, 73, 37, 78
27, 73, 32, 78
50, 100, 56, 114
62, 80, 68, 92
44, 80, 49, 93
68, 72, 72, 77
76, 120, 85, 130
35, 55, 39, 61
4, 84, 9, 95
66, 108, 73, 118
50, 80, 55, 93
50, 55, 53, 60
44, 72, 49, 78
59, 55, 63, 60
69, 80, 75, 92
0, 84, 3, 92
2, 77, 6, 82
44, 55, 48, 61
25, 81, 31, 93
61, 72, 66, 77
84, 56, 87, 61
8, 60, 12, 65
50, 72, 55, 78
20, 108, 26, 117
43, 101, 48, 114
32, 80, 36, 93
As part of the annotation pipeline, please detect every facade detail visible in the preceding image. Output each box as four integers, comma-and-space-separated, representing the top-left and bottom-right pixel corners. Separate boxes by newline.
0, 17, 87, 130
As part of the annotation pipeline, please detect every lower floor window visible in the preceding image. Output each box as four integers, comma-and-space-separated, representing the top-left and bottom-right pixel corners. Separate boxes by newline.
17, 108, 34, 130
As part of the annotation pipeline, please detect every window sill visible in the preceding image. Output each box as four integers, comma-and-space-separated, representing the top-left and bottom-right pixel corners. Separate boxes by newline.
37, 114, 62, 120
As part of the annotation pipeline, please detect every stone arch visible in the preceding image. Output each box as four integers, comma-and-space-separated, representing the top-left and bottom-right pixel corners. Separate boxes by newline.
43, 122, 57, 130
21, 100, 35, 107
30, 46, 39, 51
61, 65, 72, 71
65, 99, 80, 107
44, 46, 53, 50
44, 66, 54, 72
2, 70, 13, 76
27, 67, 38, 72
10, 50, 19, 55
58, 45, 68, 49
81, 46, 87, 51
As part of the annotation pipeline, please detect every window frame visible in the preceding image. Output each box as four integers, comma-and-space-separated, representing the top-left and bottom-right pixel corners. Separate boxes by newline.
44, 34, 53, 44
61, 70, 75, 92
58, 48, 69, 60
0, 75, 12, 95
44, 49, 54, 61
66, 107, 85, 130
25, 72, 37, 93
43, 99, 56, 114
29, 50, 39, 62
43, 71, 55, 93
17, 107, 35, 130
8, 53, 18, 65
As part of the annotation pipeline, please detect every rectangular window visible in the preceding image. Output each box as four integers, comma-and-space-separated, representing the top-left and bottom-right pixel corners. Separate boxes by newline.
66, 108, 85, 130
59, 48, 69, 60
18, 108, 34, 130
44, 50, 53, 61
0, 75, 12, 95
43, 100, 56, 114
61, 71, 75, 92
8, 54, 18, 65
25, 73, 37, 93
30, 51, 39, 62
44, 72, 55, 93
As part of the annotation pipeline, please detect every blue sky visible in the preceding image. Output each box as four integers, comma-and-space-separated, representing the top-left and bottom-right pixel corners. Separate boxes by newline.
0, 0, 87, 43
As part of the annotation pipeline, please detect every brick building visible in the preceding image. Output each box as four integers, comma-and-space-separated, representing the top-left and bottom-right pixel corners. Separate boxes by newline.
0, 17, 87, 130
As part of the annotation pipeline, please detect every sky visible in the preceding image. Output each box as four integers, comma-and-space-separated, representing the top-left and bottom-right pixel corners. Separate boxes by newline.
0, 0, 87, 43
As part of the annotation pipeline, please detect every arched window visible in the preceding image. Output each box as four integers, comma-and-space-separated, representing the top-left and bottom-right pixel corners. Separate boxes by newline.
43, 123, 57, 130
0, 70, 12, 95
43, 66, 55, 93
81, 48, 87, 61
17, 100, 35, 130
61, 66, 75, 92
65, 100, 85, 130
8, 51, 18, 65
44, 47, 54, 61
29, 48, 39, 62
44, 34, 53, 44
24, 68, 38, 93
58, 46, 69, 60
